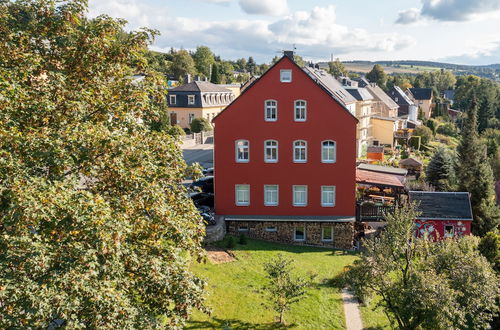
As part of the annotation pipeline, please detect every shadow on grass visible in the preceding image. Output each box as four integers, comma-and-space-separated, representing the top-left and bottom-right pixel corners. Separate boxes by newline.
364, 327, 386, 330
186, 317, 296, 329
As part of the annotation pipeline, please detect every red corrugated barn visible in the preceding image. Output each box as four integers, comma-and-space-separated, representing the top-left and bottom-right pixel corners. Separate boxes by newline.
212, 54, 358, 249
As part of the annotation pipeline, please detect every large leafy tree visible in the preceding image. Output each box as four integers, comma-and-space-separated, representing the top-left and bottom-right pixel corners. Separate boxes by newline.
193, 45, 215, 78
346, 204, 499, 330
328, 58, 347, 78
456, 100, 499, 236
172, 49, 196, 81
0, 0, 206, 328
366, 64, 387, 90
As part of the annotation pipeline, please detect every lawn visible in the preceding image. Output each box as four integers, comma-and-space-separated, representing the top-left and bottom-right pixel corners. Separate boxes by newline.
187, 237, 359, 329
359, 296, 391, 330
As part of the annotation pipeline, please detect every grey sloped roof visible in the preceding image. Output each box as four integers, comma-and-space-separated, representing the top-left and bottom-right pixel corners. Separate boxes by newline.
169, 81, 231, 93
358, 163, 408, 176
345, 87, 374, 101
354, 77, 370, 87
366, 85, 399, 109
303, 67, 357, 106
389, 86, 413, 105
409, 88, 432, 100
409, 191, 473, 220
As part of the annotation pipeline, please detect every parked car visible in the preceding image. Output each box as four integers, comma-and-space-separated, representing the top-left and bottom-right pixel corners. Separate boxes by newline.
190, 192, 214, 208
203, 167, 214, 176
190, 176, 213, 193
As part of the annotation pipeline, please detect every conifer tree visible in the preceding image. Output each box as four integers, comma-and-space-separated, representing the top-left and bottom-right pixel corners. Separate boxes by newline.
210, 62, 221, 84
426, 147, 456, 191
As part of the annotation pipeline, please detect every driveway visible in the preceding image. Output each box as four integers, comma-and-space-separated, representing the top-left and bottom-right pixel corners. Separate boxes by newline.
182, 143, 214, 168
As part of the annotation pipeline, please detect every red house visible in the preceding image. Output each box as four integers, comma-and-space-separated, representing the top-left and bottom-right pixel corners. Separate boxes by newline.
409, 191, 473, 239
212, 53, 358, 249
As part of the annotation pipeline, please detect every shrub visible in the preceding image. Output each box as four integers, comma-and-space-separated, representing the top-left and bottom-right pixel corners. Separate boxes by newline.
436, 122, 459, 137
413, 125, 433, 147
190, 117, 213, 133
226, 236, 236, 249
239, 233, 248, 245
169, 125, 186, 137
425, 119, 438, 134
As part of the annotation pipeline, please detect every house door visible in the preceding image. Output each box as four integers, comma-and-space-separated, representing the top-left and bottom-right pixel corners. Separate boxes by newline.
170, 112, 177, 125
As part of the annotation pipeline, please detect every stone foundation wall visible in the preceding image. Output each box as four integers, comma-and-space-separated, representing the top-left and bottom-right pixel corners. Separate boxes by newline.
226, 221, 354, 250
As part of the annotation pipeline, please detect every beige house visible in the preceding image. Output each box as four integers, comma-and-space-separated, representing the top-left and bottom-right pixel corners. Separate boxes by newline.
345, 87, 375, 157
407, 88, 433, 119
167, 80, 237, 129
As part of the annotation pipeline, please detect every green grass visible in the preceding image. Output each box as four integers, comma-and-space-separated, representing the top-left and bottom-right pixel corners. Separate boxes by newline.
187, 237, 358, 329
359, 296, 391, 330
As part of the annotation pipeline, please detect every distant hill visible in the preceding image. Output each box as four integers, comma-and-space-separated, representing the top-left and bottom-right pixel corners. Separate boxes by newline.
323, 60, 500, 82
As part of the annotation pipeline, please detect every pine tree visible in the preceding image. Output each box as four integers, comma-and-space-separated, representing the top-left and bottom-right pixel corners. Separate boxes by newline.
210, 62, 221, 84
426, 147, 456, 191
457, 99, 500, 236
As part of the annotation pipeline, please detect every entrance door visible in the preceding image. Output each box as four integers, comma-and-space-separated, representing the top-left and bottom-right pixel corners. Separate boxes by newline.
170, 112, 177, 125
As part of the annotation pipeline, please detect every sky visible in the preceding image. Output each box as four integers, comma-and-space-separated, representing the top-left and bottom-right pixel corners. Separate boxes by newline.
87, 0, 500, 65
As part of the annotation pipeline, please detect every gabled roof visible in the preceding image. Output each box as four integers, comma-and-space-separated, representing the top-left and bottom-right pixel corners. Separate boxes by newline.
443, 89, 455, 100
303, 67, 357, 106
345, 87, 374, 101
169, 81, 231, 93
354, 77, 370, 88
409, 191, 473, 220
399, 158, 423, 166
389, 86, 413, 105
366, 85, 399, 110
409, 88, 433, 100
358, 163, 408, 176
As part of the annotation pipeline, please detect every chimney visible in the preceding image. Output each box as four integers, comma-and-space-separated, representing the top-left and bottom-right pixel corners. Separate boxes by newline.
184, 74, 191, 83
283, 50, 294, 60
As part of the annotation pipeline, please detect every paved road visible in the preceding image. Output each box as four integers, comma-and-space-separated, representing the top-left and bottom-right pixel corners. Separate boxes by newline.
182, 143, 214, 168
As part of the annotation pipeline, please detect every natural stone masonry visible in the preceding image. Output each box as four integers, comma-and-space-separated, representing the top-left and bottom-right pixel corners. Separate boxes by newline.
226, 220, 354, 250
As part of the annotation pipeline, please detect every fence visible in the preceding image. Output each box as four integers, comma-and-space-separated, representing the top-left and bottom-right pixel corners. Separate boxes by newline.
356, 203, 396, 221
182, 130, 213, 148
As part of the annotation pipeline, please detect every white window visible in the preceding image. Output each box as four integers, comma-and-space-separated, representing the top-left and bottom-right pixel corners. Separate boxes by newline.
321, 186, 336, 207
444, 225, 454, 238
169, 94, 176, 105
293, 140, 307, 163
235, 140, 249, 163
294, 226, 305, 241
280, 69, 292, 83
265, 226, 277, 232
265, 100, 278, 121
322, 226, 333, 242
188, 95, 195, 105
264, 140, 278, 163
235, 184, 250, 206
238, 226, 249, 232
322, 141, 336, 163
294, 100, 307, 121
293, 185, 307, 206
188, 113, 195, 124
264, 185, 279, 206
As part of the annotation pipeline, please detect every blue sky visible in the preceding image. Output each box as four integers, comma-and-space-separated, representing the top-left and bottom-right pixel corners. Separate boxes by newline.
88, 0, 500, 65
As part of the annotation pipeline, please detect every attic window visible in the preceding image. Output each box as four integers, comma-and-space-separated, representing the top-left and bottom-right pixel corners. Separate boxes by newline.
280, 70, 292, 83
188, 95, 195, 105
169, 95, 176, 105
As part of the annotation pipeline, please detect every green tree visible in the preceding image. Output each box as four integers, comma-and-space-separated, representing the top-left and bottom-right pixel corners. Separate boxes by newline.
328, 58, 347, 78
210, 62, 221, 84
293, 54, 305, 67
457, 100, 500, 236
193, 45, 215, 78
263, 254, 308, 324
434, 69, 457, 92
190, 117, 212, 133
0, 1, 206, 328
346, 204, 499, 330
246, 56, 256, 74
413, 125, 433, 146
366, 64, 387, 89
426, 147, 456, 191
172, 49, 196, 81
478, 230, 500, 273
436, 122, 459, 137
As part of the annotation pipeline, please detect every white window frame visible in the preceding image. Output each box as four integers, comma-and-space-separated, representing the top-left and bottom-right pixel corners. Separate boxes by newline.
264, 140, 278, 163
264, 185, 279, 206
169, 94, 176, 105
188, 95, 195, 105
444, 225, 454, 238
294, 100, 307, 122
188, 113, 195, 124
235, 184, 250, 206
235, 140, 250, 163
321, 140, 336, 163
294, 225, 306, 241
293, 185, 307, 207
321, 226, 334, 242
265, 226, 277, 232
321, 186, 336, 207
264, 100, 278, 122
293, 140, 307, 163
280, 69, 292, 83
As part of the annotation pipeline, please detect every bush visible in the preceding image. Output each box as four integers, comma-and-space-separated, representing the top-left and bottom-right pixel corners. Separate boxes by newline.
413, 125, 433, 147
169, 125, 186, 137
190, 117, 212, 133
478, 231, 500, 273
226, 236, 236, 249
436, 122, 459, 137
425, 119, 438, 134
239, 233, 248, 245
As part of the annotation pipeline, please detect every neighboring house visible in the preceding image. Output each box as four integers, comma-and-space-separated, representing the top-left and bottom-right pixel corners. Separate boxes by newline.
399, 158, 423, 176
407, 88, 433, 119
443, 89, 455, 105
365, 83, 399, 118
371, 115, 398, 147
388, 86, 419, 129
409, 191, 473, 239
344, 87, 375, 157
366, 145, 384, 162
213, 53, 358, 249
167, 78, 236, 129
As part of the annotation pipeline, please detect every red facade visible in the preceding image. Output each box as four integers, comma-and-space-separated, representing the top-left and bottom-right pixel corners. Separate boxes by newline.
414, 219, 471, 240
213, 56, 358, 218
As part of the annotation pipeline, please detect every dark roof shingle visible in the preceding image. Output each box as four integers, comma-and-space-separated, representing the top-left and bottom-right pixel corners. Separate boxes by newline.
169, 81, 231, 93
409, 191, 473, 220
409, 88, 433, 100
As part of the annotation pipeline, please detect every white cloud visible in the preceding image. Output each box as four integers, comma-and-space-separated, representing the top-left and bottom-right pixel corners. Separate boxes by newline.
238, 0, 288, 16
397, 0, 500, 24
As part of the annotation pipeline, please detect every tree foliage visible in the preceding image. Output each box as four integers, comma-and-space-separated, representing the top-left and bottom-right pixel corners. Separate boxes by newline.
366, 64, 387, 89
172, 49, 196, 81
0, 1, 206, 328
193, 45, 215, 78
426, 147, 456, 191
190, 117, 212, 133
413, 125, 433, 147
328, 58, 347, 78
263, 254, 308, 324
346, 204, 499, 330
210, 62, 221, 84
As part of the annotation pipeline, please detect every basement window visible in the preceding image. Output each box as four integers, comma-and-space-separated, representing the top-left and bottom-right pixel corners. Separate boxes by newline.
265, 226, 277, 232
294, 226, 305, 241
238, 226, 249, 232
